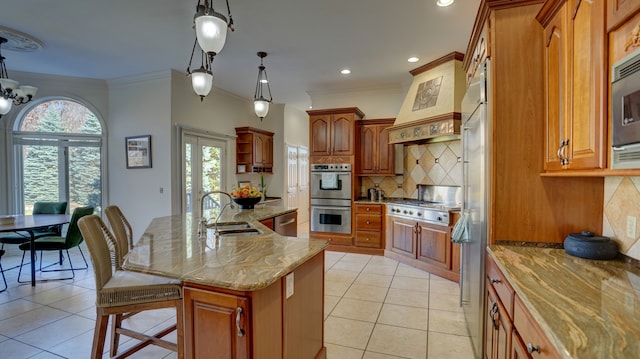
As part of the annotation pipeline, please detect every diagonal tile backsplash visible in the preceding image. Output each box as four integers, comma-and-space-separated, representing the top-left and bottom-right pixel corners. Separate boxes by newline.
604, 176, 640, 260
360, 140, 462, 199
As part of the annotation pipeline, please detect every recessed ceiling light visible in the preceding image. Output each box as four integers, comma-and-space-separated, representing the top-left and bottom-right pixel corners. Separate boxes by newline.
408, 57, 419, 63
436, 0, 454, 6
340, 69, 351, 75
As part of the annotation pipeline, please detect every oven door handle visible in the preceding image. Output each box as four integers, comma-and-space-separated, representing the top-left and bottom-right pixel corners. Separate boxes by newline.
312, 206, 351, 211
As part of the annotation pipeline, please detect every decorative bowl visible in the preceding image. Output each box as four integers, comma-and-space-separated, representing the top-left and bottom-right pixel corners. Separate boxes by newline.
232, 196, 262, 209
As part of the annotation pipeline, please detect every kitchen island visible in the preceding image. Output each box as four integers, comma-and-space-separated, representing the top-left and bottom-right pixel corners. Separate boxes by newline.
123, 206, 328, 359
488, 245, 640, 358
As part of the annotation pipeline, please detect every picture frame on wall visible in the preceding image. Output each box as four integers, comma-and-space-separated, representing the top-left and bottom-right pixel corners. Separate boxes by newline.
238, 181, 251, 188
125, 135, 152, 169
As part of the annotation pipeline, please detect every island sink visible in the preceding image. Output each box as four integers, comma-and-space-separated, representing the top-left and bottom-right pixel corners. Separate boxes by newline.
207, 221, 263, 237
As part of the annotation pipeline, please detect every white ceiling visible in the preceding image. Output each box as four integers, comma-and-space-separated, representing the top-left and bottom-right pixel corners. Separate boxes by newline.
2, 0, 480, 110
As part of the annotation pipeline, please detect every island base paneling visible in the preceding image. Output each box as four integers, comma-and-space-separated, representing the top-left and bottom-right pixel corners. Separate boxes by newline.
183, 251, 326, 359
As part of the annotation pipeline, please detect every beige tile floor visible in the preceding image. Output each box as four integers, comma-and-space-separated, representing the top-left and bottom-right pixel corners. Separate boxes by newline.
0, 223, 473, 359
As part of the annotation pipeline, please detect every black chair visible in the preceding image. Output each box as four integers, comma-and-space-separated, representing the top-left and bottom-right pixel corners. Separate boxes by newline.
0, 250, 7, 292
0, 201, 68, 250
17, 206, 93, 282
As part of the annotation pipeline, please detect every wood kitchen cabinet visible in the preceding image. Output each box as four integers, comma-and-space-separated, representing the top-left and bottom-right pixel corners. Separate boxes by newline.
486, 281, 512, 359
183, 251, 325, 359
354, 204, 384, 250
486, 255, 560, 359
307, 107, 364, 157
183, 288, 250, 358
386, 214, 459, 282
235, 127, 274, 173
259, 210, 297, 236
537, 0, 606, 171
356, 119, 395, 175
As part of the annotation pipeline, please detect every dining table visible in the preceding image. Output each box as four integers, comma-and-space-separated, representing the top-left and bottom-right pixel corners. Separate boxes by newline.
0, 214, 70, 286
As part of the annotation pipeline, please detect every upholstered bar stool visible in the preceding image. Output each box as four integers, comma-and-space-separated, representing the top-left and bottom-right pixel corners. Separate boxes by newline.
78, 215, 184, 359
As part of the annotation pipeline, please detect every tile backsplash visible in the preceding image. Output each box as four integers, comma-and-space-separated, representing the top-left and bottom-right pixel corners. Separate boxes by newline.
604, 176, 640, 261
360, 140, 462, 199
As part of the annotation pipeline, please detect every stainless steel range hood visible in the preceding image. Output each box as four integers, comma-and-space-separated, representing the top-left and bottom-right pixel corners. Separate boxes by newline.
388, 52, 466, 145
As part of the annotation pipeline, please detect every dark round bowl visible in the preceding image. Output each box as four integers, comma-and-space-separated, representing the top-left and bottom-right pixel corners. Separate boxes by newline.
232, 196, 261, 209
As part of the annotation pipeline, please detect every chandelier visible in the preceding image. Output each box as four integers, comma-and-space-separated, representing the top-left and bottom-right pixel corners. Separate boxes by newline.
253, 52, 272, 120
0, 37, 38, 116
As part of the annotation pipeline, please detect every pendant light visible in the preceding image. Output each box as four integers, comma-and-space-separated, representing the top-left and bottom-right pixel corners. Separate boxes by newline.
253, 52, 272, 120
193, 0, 235, 57
186, 39, 213, 101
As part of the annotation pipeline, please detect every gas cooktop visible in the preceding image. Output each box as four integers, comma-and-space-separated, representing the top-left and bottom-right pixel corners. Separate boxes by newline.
386, 200, 459, 226
389, 199, 461, 211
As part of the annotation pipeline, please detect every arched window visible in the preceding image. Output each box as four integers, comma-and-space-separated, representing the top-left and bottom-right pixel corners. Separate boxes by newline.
12, 99, 105, 215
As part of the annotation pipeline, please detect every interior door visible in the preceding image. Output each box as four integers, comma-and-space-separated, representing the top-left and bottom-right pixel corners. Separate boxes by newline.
297, 146, 310, 228
183, 134, 226, 218
286, 144, 299, 209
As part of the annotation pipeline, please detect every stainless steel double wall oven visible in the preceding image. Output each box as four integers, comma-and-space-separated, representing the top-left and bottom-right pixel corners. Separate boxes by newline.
310, 163, 352, 234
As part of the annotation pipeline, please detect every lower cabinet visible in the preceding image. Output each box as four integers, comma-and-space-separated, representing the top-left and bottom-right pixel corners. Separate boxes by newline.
386, 215, 459, 282
183, 251, 325, 359
183, 289, 250, 359
486, 255, 560, 359
485, 279, 512, 359
259, 210, 297, 236
354, 204, 384, 249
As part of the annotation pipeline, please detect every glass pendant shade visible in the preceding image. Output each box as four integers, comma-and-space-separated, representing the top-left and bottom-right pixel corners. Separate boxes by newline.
20, 85, 38, 97
0, 97, 12, 115
195, 12, 228, 55
191, 68, 214, 98
0, 78, 18, 91
254, 98, 269, 119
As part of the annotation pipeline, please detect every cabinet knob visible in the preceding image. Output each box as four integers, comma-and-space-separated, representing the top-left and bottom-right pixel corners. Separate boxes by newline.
366, 207, 370, 211
526, 343, 541, 354
366, 220, 370, 225
490, 278, 501, 284
365, 237, 370, 241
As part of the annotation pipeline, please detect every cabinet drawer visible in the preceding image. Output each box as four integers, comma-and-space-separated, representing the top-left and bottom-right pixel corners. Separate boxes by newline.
355, 231, 382, 248
486, 255, 515, 319
355, 204, 382, 214
513, 295, 560, 359
324, 235, 352, 246
356, 214, 381, 231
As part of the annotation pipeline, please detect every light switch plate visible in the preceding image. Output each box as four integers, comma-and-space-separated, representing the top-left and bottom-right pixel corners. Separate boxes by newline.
627, 216, 637, 239
286, 273, 294, 299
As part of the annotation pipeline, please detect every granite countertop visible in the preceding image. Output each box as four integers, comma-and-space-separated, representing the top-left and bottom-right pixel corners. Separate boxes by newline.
122, 206, 327, 291
488, 245, 640, 358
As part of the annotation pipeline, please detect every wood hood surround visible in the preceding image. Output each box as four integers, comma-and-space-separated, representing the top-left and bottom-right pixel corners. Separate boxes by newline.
388, 52, 466, 145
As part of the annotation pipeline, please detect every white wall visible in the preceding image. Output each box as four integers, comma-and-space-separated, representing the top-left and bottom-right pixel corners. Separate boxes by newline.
308, 85, 406, 119
107, 71, 173, 239
0, 71, 108, 214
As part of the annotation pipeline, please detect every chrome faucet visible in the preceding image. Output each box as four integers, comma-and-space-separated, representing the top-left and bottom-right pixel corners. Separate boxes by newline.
199, 191, 235, 237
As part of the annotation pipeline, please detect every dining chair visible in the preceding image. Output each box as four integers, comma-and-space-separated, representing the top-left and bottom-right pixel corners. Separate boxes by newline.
77, 215, 183, 359
17, 206, 93, 282
104, 205, 134, 269
0, 250, 7, 293
0, 201, 68, 250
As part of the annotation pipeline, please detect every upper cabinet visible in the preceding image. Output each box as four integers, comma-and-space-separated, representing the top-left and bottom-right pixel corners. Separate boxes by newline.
537, 0, 606, 171
356, 119, 396, 175
307, 108, 364, 158
235, 127, 274, 173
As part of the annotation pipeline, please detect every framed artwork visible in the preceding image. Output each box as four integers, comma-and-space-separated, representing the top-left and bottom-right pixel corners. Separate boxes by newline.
125, 135, 152, 169
238, 181, 251, 188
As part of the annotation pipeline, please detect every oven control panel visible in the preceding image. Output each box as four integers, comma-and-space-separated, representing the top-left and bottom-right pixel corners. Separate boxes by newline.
311, 163, 352, 172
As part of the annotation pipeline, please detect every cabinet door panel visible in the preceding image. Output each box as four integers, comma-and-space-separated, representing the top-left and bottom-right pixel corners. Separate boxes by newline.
417, 223, 450, 269
331, 114, 355, 155
543, 5, 568, 171
359, 126, 377, 174
390, 219, 416, 257
184, 287, 249, 359
376, 125, 395, 175
568, 0, 605, 170
310, 116, 331, 156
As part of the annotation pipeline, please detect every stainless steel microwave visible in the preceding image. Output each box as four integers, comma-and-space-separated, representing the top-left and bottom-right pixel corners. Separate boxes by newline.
612, 48, 640, 169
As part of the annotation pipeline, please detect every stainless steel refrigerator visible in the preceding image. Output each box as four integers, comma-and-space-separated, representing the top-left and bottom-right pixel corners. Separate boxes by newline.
460, 59, 491, 359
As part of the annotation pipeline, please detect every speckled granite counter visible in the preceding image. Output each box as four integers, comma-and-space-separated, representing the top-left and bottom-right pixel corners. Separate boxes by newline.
122, 206, 327, 291
489, 245, 640, 358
